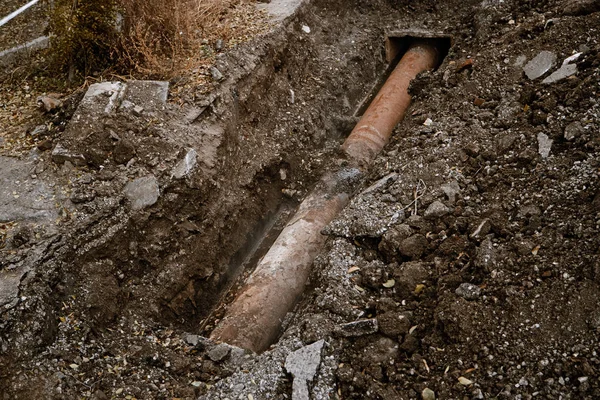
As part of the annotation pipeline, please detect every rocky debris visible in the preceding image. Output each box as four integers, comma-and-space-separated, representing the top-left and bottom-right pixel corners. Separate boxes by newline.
564, 121, 583, 141
113, 139, 136, 164
378, 224, 413, 259
325, 193, 405, 237
543, 63, 577, 84
0, 266, 28, 308
285, 340, 325, 400
70, 187, 96, 204
51, 144, 86, 166
132, 105, 144, 116
422, 387, 436, 400
393, 261, 428, 298
123, 175, 159, 210
441, 181, 460, 203
210, 66, 224, 82
363, 337, 399, 364
207, 343, 231, 362
475, 237, 496, 270
0, 155, 58, 223
377, 312, 411, 337
523, 51, 556, 80
29, 124, 48, 137
398, 234, 428, 259
172, 148, 198, 179
123, 80, 169, 111
335, 319, 378, 337
455, 283, 481, 300
537, 132, 553, 158
424, 200, 449, 219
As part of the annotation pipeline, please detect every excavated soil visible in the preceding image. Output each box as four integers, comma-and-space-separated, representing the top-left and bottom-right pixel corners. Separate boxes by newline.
1, 0, 600, 399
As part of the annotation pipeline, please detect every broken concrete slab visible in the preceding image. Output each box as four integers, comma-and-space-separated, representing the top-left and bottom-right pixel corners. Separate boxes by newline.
80, 82, 125, 116
542, 63, 577, 84
122, 80, 169, 112
0, 266, 29, 308
0, 36, 50, 68
0, 156, 58, 223
123, 175, 159, 210
285, 339, 325, 400
257, 0, 305, 22
523, 51, 556, 80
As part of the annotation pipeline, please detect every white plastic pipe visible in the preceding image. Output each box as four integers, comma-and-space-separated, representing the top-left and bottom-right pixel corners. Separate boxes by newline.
0, 0, 40, 27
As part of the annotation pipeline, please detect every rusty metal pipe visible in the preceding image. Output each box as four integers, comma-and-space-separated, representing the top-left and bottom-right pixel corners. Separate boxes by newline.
210, 171, 354, 352
342, 40, 439, 164
210, 40, 440, 353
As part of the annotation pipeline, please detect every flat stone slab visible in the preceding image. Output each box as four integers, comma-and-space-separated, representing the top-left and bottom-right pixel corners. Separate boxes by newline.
543, 63, 577, 84
523, 51, 556, 80
0, 155, 58, 223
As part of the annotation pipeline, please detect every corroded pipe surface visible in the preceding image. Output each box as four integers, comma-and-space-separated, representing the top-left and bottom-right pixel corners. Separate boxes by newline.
210, 171, 356, 352
342, 40, 439, 164
210, 40, 440, 353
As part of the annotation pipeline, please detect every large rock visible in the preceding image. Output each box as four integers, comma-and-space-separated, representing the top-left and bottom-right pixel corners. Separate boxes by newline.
123, 175, 159, 210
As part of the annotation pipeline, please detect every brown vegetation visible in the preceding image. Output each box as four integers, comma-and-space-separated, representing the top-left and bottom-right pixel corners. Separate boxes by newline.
49, 0, 266, 79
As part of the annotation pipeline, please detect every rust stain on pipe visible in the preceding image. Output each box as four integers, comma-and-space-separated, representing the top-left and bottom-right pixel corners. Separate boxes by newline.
210, 172, 352, 352
342, 40, 439, 165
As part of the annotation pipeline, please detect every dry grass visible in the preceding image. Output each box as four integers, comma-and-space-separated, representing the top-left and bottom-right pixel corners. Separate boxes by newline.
117, 0, 269, 77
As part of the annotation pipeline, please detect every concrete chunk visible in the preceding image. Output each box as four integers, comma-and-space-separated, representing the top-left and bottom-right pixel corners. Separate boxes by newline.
285, 340, 325, 400
523, 51, 556, 80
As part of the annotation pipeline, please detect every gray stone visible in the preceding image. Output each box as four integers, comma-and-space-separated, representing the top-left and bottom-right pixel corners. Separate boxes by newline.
285, 339, 325, 400
537, 132, 553, 158
422, 388, 436, 400
210, 66, 224, 82
207, 343, 231, 362
172, 149, 198, 179
542, 63, 577, 84
30, 125, 48, 137
456, 283, 482, 300
564, 121, 583, 141
0, 156, 58, 223
52, 144, 86, 166
336, 319, 378, 337
523, 51, 556, 80
424, 200, 450, 219
441, 181, 461, 203
475, 237, 496, 270
185, 334, 200, 346
0, 266, 28, 308
132, 105, 144, 116
82, 82, 125, 115
123, 175, 159, 210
